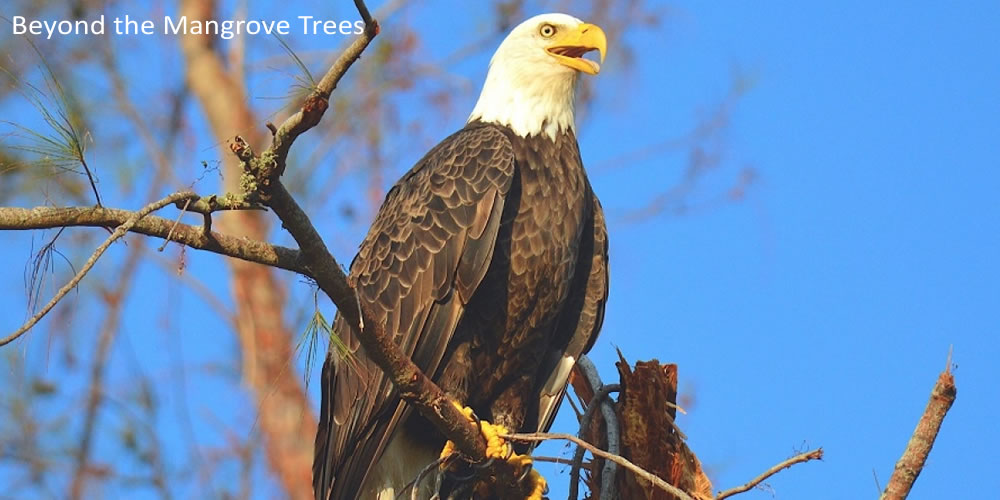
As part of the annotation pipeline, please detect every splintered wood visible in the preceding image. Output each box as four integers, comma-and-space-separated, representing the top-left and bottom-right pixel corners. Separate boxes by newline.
572, 355, 712, 500
615, 356, 711, 500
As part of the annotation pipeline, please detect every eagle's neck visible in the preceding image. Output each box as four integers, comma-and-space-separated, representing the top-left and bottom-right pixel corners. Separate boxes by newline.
468, 60, 578, 141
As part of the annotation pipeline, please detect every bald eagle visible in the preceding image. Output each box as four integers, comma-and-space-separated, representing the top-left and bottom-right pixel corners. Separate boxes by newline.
313, 13, 609, 499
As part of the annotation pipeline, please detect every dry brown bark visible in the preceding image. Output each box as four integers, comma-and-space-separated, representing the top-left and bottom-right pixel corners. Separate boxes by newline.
879, 360, 957, 500
178, 1, 316, 498
613, 356, 712, 500
569, 355, 711, 500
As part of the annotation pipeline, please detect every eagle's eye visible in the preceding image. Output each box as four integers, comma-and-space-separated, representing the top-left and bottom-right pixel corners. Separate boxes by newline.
539, 23, 557, 38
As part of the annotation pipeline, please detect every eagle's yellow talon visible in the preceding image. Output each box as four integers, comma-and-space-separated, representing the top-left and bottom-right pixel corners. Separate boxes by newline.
524, 467, 547, 500
441, 403, 516, 461
510, 454, 532, 469
439, 439, 457, 462
481, 420, 512, 459
440, 403, 477, 464
451, 401, 476, 421
438, 402, 548, 499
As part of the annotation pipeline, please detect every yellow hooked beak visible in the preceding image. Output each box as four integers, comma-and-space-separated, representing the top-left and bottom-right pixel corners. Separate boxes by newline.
545, 23, 607, 75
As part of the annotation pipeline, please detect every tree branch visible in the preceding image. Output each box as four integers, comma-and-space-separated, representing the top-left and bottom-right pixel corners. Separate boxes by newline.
879, 351, 957, 500
715, 449, 824, 500
0, 202, 307, 275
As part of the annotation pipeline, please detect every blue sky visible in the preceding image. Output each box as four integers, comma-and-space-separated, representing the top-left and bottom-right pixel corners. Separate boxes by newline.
570, 1, 999, 498
2, 1, 998, 499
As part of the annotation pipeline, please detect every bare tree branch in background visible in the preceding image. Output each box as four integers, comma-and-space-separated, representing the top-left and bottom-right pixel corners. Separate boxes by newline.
613, 73, 757, 224
879, 351, 957, 500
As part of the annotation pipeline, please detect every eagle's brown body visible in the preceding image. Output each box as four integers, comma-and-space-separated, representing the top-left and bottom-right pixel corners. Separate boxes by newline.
313, 121, 608, 499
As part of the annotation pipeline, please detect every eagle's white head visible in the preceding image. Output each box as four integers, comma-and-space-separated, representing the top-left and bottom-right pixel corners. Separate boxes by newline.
469, 13, 607, 140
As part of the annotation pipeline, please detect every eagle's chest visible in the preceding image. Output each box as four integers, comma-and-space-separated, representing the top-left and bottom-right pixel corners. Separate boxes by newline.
432, 128, 592, 420
501, 135, 588, 330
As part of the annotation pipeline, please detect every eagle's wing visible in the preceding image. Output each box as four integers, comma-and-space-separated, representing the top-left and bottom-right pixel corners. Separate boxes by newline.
313, 125, 515, 500
535, 189, 609, 434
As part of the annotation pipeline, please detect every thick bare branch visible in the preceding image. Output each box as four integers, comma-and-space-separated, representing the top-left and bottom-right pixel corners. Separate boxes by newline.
879, 353, 957, 500
0, 204, 307, 275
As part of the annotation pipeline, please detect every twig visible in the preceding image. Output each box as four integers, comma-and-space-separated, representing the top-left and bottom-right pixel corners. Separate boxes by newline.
505, 432, 695, 500
158, 198, 191, 251
174, 195, 267, 215
715, 448, 824, 500
201, 212, 212, 235
353, 0, 374, 25
1, 192, 198, 346
533, 456, 585, 467
579, 384, 621, 447
879, 349, 957, 500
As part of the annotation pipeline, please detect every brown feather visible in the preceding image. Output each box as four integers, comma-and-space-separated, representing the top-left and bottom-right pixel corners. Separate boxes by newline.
313, 124, 514, 500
